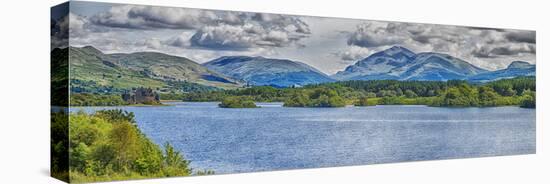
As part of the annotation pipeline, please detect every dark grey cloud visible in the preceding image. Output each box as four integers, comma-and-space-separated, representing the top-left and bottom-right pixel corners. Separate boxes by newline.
346, 23, 406, 47
505, 31, 536, 43
472, 44, 536, 58
51, 13, 69, 49
465, 26, 506, 32
90, 5, 222, 29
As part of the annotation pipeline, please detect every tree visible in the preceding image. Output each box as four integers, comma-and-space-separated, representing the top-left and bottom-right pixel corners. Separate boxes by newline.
520, 90, 536, 108
441, 84, 479, 106
163, 143, 191, 176
355, 96, 370, 106
219, 96, 258, 108
404, 90, 418, 98
503, 87, 517, 96
478, 86, 499, 106
328, 95, 346, 107
284, 92, 309, 107
110, 121, 141, 169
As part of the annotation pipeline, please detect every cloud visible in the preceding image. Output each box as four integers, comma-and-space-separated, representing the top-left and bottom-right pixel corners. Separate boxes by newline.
90, 5, 220, 29
189, 13, 310, 50
346, 22, 407, 48
51, 14, 69, 49
505, 31, 536, 43
190, 24, 257, 50
332, 46, 371, 61
88, 5, 311, 51
472, 43, 536, 58
189, 23, 303, 50
251, 13, 311, 34
168, 32, 193, 48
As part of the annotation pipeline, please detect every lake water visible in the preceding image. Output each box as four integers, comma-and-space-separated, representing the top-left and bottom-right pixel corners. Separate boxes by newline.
72, 102, 536, 174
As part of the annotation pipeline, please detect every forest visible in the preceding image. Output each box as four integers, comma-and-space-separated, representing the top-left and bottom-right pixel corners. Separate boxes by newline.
179, 77, 536, 108
51, 110, 213, 183
66, 77, 536, 108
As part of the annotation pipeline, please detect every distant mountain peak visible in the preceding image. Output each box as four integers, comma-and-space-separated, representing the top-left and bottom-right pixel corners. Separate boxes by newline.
507, 61, 533, 69
204, 56, 334, 87
384, 45, 416, 57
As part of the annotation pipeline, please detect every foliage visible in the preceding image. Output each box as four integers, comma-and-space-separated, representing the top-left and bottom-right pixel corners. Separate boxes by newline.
70, 93, 128, 106
219, 96, 258, 108
284, 87, 346, 107
51, 111, 69, 182
520, 90, 536, 108
49, 110, 210, 183
182, 77, 536, 108
439, 83, 480, 107
354, 96, 371, 106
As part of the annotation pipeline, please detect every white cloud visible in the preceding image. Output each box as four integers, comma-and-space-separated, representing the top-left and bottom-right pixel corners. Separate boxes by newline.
333, 46, 371, 61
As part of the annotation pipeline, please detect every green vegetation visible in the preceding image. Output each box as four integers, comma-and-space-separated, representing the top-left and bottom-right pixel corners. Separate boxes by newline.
70, 93, 129, 106
65, 46, 238, 95
51, 48, 69, 106
520, 90, 536, 108
51, 110, 212, 183
69, 93, 170, 106
284, 88, 345, 107
219, 97, 258, 108
51, 111, 70, 182
180, 77, 535, 108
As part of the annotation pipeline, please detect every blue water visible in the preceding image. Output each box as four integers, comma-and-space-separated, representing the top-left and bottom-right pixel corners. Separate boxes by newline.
72, 102, 536, 174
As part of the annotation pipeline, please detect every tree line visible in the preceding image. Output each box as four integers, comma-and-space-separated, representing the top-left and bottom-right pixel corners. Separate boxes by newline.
179, 77, 536, 108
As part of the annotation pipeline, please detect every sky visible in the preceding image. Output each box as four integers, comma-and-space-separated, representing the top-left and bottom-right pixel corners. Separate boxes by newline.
52, 1, 536, 75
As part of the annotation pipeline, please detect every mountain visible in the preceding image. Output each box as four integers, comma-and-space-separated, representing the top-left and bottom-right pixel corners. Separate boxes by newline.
66, 46, 240, 93
467, 61, 536, 83
333, 46, 416, 80
334, 46, 488, 81
203, 56, 335, 87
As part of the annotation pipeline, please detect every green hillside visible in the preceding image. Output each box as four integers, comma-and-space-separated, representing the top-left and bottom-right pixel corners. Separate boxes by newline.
59, 46, 241, 94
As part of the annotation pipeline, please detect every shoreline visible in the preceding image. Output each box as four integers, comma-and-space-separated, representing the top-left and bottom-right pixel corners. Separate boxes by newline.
66, 101, 534, 109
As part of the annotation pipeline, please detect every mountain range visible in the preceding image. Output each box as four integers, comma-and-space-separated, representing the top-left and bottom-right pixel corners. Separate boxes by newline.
62, 45, 535, 91
333, 46, 493, 81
